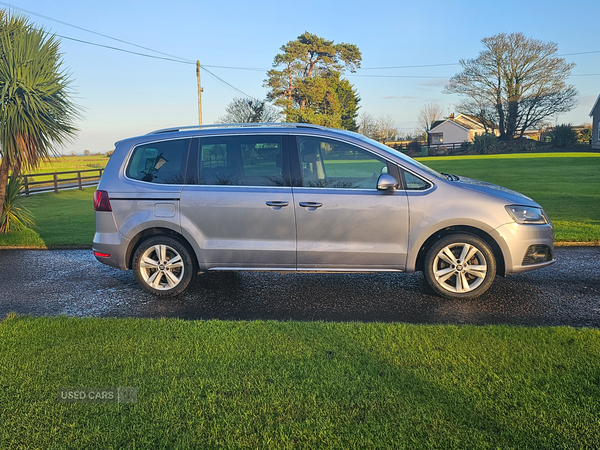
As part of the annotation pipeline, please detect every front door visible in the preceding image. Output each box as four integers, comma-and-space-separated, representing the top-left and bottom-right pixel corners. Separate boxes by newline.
293, 136, 409, 270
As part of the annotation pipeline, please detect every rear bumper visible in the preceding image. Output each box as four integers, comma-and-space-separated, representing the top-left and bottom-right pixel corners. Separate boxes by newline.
93, 211, 129, 270
490, 222, 556, 275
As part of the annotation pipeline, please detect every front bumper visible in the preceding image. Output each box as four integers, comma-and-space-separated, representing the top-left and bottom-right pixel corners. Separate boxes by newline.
491, 222, 556, 275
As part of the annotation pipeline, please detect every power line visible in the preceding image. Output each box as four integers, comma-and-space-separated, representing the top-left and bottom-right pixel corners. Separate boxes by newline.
359, 51, 600, 71
0, 1, 193, 63
201, 66, 252, 98
0, 3, 255, 97
349, 74, 450, 79
360, 63, 460, 70
202, 64, 267, 72
4, 3, 599, 87
560, 50, 600, 56
56, 35, 195, 65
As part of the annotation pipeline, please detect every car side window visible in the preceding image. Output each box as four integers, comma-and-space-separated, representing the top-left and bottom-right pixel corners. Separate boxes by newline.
197, 135, 286, 186
402, 169, 431, 190
297, 136, 388, 189
126, 138, 190, 184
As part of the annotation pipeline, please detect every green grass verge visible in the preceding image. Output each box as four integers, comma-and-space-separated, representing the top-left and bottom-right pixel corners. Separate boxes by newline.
0, 187, 96, 247
1, 316, 598, 449
417, 153, 600, 242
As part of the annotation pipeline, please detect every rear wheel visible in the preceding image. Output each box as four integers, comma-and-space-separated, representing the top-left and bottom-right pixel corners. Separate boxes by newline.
424, 234, 496, 299
132, 236, 195, 296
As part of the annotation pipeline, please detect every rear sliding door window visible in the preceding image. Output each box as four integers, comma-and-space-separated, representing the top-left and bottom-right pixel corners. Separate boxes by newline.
197, 135, 286, 186
127, 138, 191, 184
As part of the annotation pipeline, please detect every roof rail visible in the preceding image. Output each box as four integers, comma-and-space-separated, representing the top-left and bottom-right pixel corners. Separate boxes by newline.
147, 122, 328, 135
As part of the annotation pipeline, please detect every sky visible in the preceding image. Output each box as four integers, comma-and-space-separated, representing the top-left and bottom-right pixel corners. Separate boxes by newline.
1, 0, 599, 154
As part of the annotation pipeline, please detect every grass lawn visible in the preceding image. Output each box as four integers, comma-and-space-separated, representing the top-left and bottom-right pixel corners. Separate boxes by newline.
1, 315, 598, 449
0, 153, 598, 247
0, 187, 95, 248
418, 153, 600, 243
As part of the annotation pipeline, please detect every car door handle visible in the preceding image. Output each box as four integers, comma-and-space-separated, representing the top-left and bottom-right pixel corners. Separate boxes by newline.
266, 201, 289, 207
299, 202, 323, 208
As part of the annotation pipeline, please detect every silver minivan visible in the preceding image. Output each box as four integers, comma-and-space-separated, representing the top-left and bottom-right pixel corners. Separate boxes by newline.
93, 124, 555, 299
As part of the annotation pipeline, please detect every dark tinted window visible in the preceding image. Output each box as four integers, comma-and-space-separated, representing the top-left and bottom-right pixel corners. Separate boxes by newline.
127, 139, 190, 184
197, 135, 286, 186
297, 136, 389, 189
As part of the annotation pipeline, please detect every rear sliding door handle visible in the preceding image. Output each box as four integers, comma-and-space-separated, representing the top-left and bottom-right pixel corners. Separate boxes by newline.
299, 202, 323, 208
266, 201, 289, 207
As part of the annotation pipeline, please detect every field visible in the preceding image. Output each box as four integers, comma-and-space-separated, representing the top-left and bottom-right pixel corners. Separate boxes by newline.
22, 155, 109, 174
418, 153, 600, 242
0, 153, 598, 247
1, 315, 598, 449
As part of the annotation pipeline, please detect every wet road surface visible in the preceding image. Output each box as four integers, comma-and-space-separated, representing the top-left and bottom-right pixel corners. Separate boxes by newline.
0, 247, 598, 327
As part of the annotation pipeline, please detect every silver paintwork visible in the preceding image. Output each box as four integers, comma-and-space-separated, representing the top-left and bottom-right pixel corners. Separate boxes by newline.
93, 124, 555, 294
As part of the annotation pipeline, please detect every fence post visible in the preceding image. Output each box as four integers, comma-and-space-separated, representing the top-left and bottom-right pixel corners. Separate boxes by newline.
53, 172, 58, 193
24, 175, 29, 197
77, 171, 82, 190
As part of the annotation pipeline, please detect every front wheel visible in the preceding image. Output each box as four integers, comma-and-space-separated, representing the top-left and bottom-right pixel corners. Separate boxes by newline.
132, 236, 195, 296
424, 234, 496, 299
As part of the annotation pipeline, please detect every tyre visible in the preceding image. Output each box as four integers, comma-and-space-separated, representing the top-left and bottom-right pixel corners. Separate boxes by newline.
424, 233, 496, 299
132, 236, 195, 296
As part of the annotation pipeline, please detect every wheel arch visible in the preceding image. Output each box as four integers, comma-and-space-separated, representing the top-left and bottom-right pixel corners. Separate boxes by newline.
414, 225, 506, 276
125, 227, 198, 271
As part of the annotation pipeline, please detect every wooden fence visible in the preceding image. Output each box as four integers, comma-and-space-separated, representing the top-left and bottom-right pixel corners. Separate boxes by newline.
387, 141, 468, 156
20, 168, 104, 196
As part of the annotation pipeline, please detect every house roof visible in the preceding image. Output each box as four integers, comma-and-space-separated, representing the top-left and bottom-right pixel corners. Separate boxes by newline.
428, 113, 487, 134
429, 118, 470, 134
590, 94, 600, 117
453, 114, 486, 130
430, 120, 444, 130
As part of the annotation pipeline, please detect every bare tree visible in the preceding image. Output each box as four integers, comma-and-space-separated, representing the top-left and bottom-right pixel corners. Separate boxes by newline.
358, 113, 399, 142
217, 97, 281, 123
456, 99, 498, 134
417, 102, 444, 134
358, 112, 377, 139
445, 32, 577, 140
374, 115, 399, 142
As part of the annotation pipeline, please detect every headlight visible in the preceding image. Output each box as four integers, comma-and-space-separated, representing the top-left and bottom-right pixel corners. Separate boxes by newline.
505, 205, 548, 225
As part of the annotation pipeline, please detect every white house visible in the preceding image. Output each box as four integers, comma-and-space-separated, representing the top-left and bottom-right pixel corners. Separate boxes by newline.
428, 114, 489, 147
590, 93, 600, 150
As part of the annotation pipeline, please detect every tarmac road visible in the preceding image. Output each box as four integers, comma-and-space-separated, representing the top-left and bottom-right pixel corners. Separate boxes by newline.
0, 247, 598, 327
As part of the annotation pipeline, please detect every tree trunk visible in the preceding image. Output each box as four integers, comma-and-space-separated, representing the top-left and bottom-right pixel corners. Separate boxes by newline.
506, 99, 519, 140
0, 158, 10, 227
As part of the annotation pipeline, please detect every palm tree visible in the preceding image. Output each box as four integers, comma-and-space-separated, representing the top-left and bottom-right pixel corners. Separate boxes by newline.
0, 11, 79, 228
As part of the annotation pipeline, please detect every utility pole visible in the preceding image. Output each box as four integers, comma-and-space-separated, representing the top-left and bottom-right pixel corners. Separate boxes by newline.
196, 60, 203, 125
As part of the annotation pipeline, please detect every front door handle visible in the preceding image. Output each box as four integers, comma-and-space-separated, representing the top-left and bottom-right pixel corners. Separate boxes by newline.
266, 201, 289, 207
299, 202, 323, 208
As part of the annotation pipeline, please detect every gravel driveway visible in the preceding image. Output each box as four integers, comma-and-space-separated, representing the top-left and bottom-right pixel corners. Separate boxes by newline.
0, 247, 598, 327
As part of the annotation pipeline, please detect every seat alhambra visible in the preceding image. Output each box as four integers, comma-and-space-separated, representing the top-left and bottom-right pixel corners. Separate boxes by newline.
93, 124, 555, 299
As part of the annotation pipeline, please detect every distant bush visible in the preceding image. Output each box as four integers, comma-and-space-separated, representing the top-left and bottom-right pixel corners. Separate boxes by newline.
577, 125, 592, 144
471, 133, 498, 154
406, 140, 421, 152
550, 124, 578, 148
106, 150, 114, 157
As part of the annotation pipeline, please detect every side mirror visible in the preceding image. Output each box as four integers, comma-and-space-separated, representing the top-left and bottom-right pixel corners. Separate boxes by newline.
376, 173, 398, 191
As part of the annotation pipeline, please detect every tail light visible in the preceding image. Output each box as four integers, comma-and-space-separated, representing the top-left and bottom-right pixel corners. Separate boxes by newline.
94, 190, 112, 211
